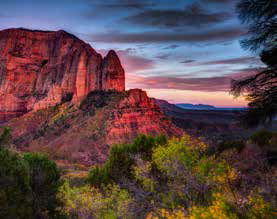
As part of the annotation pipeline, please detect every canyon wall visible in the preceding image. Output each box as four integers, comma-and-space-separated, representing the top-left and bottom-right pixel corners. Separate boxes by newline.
0, 28, 125, 121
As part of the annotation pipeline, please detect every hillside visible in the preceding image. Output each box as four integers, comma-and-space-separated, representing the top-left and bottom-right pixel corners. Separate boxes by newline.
0, 28, 183, 165
153, 98, 248, 142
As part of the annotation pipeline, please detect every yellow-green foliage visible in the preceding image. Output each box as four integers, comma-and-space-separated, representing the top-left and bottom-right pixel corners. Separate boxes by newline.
146, 208, 186, 219
186, 192, 275, 219
187, 193, 238, 219
133, 160, 155, 192
2, 133, 274, 219
244, 193, 275, 219
57, 181, 133, 219
149, 135, 274, 218
152, 135, 236, 188
147, 192, 275, 219
88, 135, 167, 186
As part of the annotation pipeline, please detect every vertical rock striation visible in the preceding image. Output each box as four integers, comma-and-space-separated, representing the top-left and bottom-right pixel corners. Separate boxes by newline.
101, 50, 125, 92
0, 28, 125, 122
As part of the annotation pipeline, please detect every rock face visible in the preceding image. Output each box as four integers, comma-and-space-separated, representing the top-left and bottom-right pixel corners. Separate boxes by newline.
107, 89, 181, 145
101, 50, 125, 92
6, 89, 183, 165
0, 28, 184, 165
0, 28, 125, 122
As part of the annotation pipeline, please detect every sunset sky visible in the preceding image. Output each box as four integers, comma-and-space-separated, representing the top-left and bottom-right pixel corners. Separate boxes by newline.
0, 0, 264, 107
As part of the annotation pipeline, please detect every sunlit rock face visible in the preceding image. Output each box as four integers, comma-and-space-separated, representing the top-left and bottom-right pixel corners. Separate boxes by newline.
0, 28, 125, 122
106, 89, 183, 145
101, 50, 125, 92
6, 89, 183, 165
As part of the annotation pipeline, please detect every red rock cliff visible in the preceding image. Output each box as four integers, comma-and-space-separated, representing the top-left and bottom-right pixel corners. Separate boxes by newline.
6, 89, 183, 165
101, 50, 125, 92
0, 28, 125, 121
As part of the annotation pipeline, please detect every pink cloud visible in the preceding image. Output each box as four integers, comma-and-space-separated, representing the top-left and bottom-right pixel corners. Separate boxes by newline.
98, 48, 155, 73
126, 67, 260, 92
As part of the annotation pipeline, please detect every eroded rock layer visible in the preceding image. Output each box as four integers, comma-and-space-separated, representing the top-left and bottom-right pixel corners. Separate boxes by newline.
0, 28, 125, 122
6, 89, 183, 165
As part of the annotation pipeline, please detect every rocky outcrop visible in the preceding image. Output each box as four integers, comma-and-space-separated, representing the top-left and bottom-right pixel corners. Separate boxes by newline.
107, 89, 182, 145
0, 28, 184, 165
101, 50, 125, 92
6, 89, 183, 165
0, 28, 125, 122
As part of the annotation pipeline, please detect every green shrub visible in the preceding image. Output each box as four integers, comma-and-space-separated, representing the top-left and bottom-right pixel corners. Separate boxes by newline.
87, 166, 110, 186
57, 181, 133, 218
130, 134, 167, 160
88, 135, 167, 186
0, 148, 33, 219
250, 130, 274, 146
23, 153, 62, 218
88, 144, 134, 186
0, 127, 11, 147
217, 140, 245, 154
152, 135, 237, 208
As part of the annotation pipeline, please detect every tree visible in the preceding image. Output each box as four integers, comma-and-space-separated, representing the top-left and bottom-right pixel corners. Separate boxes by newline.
236, 0, 276, 52
231, 0, 277, 127
0, 148, 33, 219
0, 127, 11, 148
23, 153, 62, 218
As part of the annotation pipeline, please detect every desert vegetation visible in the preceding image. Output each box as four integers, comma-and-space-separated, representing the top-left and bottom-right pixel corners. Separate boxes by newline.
1, 127, 275, 219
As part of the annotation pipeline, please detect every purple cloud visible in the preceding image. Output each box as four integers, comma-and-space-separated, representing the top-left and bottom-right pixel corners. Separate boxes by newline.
90, 27, 245, 44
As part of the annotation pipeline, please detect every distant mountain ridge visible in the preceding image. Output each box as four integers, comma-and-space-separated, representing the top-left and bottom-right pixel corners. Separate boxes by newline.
176, 103, 216, 110
176, 103, 246, 111
152, 98, 246, 141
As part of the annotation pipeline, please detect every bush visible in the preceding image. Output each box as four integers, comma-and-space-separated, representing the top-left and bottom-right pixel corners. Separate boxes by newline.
88, 144, 134, 186
57, 181, 133, 218
88, 135, 167, 186
0, 127, 11, 147
23, 153, 62, 218
0, 148, 33, 219
250, 130, 274, 147
151, 135, 237, 208
87, 166, 110, 186
217, 140, 245, 154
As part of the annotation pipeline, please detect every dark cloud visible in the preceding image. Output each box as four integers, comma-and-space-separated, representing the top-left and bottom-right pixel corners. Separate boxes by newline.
199, 57, 260, 65
89, 0, 155, 9
90, 27, 245, 44
156, 54, 171, 60
163, 45, 180, 50
180, 60, 196, 64
82, 0, 156, 20
202, 0, 234, 3
227, 67, 263, 79
124, 3, 231, 28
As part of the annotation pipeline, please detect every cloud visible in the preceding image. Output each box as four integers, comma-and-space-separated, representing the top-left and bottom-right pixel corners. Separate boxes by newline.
98, 48, 155, 73
127, 67, 259, 92
124, 3, 232, 28
198, 57, 260, 65
180, 60, 196, 64
89, 0, 155, 9
90, 27, 245, 44
128, 75, 231, 92
163, 45, 180, 50
202, 0, 234, 3
156, 54, 171, 60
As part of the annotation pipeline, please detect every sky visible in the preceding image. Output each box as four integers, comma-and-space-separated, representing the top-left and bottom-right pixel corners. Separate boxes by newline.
0, 0, 264, 107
